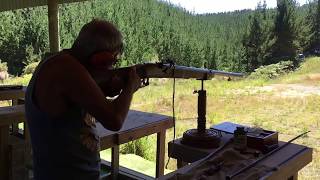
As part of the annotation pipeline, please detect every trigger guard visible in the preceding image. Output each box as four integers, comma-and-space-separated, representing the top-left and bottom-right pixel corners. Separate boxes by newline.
141, 78, 149, 86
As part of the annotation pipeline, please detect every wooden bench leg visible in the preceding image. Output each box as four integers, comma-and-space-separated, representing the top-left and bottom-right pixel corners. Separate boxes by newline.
11, 100, 19, 135
111, 146, 119, 180
177, 159, 188, 169
288, 172, 298, 180
156, 130, 165, 178
0, 126, 9, 180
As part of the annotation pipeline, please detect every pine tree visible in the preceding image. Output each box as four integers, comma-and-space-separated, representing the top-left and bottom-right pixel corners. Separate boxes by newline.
270, 0, 299, 65
309, 0, 320, 52
242, 2, 269, 72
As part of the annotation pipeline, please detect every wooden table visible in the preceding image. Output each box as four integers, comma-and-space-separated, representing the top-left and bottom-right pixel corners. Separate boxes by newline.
165, 132, 312, 180
97, 110, 174, 179
0, 86, 26, 180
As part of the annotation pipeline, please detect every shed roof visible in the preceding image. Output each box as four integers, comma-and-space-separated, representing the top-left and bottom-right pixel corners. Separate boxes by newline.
0, 0, 87, 12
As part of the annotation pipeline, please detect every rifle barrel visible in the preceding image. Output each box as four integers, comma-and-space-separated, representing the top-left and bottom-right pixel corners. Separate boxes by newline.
137, 63, 243, 80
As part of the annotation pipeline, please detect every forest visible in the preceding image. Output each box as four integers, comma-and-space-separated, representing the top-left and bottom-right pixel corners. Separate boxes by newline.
0, 0, 319, 75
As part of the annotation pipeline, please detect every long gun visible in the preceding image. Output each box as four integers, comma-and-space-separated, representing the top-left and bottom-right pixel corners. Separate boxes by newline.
137, 62, 242, 80
99, 62, 243, 86
97, 62, 243, 148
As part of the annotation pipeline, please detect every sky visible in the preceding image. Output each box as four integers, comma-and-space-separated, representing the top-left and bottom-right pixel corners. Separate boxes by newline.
166, 0, 308, 14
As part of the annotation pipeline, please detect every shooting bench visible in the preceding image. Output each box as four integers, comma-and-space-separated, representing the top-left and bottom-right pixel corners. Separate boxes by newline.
165, 123, 312, 180
97, 110, 173, 179
0, 86, 173, 180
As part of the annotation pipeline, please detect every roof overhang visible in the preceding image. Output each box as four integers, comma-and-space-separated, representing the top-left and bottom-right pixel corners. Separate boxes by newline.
0, 0, 88, 12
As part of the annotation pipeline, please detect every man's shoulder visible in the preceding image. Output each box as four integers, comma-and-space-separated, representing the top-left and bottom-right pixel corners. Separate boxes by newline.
49, 52, 91, 83
48, 51, 83, 70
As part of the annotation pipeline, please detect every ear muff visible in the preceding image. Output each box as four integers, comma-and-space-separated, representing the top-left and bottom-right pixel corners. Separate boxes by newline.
90, 51, 117, 68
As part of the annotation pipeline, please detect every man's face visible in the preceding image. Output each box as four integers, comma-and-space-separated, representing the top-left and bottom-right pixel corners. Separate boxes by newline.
89, 50, 120, 70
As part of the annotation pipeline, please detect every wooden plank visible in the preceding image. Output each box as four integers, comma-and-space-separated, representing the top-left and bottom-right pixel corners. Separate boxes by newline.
96, 123, 116, 150
0, 105, 25, 126
111, 146, 120, 180
117, 110, 173, 144
261, 145, 312, 180
118, 119, 173, 144
0, 126, 9, 180
97, 110, 173, 147
11, 99, 19, 135
0, 88, 25, 101
118, 110, 173, 132
156, 130, 166, 178
161, 141, 312, 180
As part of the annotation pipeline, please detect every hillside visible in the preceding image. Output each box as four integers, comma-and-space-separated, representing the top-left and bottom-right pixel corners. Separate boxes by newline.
1, 0, 318, 75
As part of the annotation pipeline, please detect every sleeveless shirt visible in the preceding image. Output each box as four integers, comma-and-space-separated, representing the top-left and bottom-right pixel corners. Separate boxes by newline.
25, 51, 101, 180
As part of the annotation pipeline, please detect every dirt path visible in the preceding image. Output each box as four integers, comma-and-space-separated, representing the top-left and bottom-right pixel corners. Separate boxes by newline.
232, 83, 320, 98
255, 84, 320, 97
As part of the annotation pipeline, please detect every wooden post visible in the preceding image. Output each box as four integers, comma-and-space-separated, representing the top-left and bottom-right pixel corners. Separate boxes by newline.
111, 146, 119, 180
177, 159, 188, 169
156, 130, 166, 178
48, 0, 60, 53
11, 100, 19, 135
0, 126, 9, 180
288, 172, 298, 180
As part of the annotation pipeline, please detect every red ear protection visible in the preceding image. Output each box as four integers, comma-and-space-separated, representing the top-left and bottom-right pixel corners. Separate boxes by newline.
89, 51, 117, 68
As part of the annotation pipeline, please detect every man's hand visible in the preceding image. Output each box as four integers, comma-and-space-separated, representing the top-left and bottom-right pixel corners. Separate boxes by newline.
89, 65, 142, 97
125, 66, 141, 93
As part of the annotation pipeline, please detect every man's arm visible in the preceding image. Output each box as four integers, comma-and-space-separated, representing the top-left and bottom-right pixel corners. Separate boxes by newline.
58, 56, 140, 131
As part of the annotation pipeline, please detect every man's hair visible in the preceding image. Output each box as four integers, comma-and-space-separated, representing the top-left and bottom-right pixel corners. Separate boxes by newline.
72, 19, 123, 61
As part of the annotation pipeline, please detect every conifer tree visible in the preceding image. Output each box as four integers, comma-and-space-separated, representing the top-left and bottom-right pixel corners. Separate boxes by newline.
242, 2, 268, 72
309, 0, 320, 52
270, 0, 299, 65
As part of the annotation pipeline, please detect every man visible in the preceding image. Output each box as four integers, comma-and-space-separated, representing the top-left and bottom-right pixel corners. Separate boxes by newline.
25, 19, 141, 180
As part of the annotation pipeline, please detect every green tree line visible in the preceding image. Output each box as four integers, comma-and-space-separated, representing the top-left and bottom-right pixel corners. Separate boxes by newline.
0, 0, 319, 75
243, 0, 320, 71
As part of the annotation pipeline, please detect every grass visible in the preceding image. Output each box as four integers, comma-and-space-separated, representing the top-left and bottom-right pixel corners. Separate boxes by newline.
100, 149, 172, 177
2, 57, 320, 179
276, 57, 320, 85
